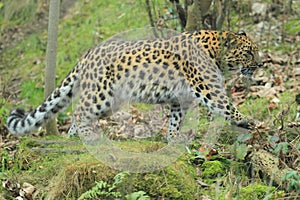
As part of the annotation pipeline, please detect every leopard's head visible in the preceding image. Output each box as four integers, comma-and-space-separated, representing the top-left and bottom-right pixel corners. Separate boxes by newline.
221, 31, 263, 77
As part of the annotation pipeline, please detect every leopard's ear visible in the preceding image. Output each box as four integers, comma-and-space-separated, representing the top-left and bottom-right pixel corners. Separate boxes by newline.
236, 30, 247, 36
224, 32, 238, 47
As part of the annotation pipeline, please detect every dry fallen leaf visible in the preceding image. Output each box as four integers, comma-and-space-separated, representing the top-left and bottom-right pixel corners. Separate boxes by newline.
19, 182, 36, 200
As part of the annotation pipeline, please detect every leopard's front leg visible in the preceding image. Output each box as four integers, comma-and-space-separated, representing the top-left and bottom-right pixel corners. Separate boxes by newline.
191, 79, 255, 129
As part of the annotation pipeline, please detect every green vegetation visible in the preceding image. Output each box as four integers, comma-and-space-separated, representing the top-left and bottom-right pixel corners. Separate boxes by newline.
238, 183, 277, 200
0, 0, 37, 27
285, 19, 300, 35
78, 171, 136, 200
282, 171, 300, 192
1, 136, 199, 199
0, 0, 151, 124
238, 91, 298, 124
0, 0, 299, 199
201, 160, 226, 179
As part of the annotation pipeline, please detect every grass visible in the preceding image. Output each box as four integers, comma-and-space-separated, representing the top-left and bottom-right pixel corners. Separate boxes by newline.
1, 0, 150, 85
1, 135, 199, 199
239, 91, 298, 125
1, 0, 299, 199
0, 0, 151, 124
285, 19, 300, 35
0, 0, 37, 27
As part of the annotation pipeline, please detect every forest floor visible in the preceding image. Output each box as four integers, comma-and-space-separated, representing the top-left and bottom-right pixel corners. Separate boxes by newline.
0, 0, 300, 199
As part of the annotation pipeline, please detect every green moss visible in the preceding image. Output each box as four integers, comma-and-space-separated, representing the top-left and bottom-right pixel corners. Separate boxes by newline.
121, 159, 196, 199
201, 161, 226, 179
159, 185, 181, 198
1, 134, 199, 199
238, 183, 276, 200
46, 158, 116, 200
1, 135, 114, 199
1, 0, 299, 199
207, 183, 282, 200
116, 140, 166, 153
132, 103, 154, 112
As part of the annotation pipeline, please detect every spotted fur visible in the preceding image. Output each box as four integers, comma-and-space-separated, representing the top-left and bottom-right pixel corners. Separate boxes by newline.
7, 30, 262, 140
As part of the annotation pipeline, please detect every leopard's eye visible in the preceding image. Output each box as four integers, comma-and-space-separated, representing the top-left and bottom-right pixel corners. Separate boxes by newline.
246, 50, 253, 61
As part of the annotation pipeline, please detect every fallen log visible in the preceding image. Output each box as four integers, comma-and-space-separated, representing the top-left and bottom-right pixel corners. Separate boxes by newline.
250, 149, 296, 186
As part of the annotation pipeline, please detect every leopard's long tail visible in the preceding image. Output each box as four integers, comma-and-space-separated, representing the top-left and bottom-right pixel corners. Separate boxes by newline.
6, 64, 80, 135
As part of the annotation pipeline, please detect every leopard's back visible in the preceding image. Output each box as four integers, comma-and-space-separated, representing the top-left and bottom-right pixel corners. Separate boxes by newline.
7, 30, 262, 137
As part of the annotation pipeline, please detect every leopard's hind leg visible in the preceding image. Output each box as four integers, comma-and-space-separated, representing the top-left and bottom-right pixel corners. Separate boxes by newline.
74, 87, 113, 143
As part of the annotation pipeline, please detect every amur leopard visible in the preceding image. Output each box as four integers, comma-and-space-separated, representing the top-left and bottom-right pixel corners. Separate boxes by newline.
7, 30, 262, 141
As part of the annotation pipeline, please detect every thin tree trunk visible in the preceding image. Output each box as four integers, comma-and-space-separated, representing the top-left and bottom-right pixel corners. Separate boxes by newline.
216, 0, 229, 30
145, 0, 159, 38
44, 0, 60, 135
185, 0, 202, 31
185, 0, 212, 31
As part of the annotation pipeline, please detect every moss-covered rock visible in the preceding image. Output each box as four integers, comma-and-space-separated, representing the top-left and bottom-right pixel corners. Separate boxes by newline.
1, 135, 199, 199
120, 159, 197, 199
